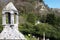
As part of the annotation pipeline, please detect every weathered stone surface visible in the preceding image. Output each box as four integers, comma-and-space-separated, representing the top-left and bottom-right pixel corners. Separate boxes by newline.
0, 2, 26, 40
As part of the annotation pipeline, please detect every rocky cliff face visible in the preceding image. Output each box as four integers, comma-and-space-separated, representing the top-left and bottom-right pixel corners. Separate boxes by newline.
0, 0, 60, 16
34, 1, 50, 16
51, 8, 60, 17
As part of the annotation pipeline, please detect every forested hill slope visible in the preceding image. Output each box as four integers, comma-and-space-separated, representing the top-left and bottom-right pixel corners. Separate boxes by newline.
0, 0, 51, 15
0, 0, 60, 16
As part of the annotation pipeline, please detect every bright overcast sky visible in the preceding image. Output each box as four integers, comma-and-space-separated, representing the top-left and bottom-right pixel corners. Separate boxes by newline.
43, 0, 60, 8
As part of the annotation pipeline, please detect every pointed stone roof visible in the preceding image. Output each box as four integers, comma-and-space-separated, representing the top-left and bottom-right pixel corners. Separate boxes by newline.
3, 2, 18, 11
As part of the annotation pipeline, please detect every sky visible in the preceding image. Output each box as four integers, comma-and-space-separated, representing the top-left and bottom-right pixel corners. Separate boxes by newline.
43, 0, 60, 8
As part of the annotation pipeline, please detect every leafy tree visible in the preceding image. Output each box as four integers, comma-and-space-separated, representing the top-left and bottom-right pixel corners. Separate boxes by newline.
33, 23, 56, 37
46, 13, 56, 25
26, 13, 37, 24
19, 22, 34, 34
40, 15, 46, 23
55, 17, 60, 25
19, 22, 60, 40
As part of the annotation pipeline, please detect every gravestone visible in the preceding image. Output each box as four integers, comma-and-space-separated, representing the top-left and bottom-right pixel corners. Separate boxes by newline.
0, 2, 26, 40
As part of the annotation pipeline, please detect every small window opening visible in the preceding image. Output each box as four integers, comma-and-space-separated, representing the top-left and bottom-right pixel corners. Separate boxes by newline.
6, 12, 11, 24
14, 13, 17, 24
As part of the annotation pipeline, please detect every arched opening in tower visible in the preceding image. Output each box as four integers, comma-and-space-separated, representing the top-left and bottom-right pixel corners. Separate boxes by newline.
6, 12, 11, 24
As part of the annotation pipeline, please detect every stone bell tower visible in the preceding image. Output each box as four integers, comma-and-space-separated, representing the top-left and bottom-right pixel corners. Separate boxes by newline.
0, 2, 26, 40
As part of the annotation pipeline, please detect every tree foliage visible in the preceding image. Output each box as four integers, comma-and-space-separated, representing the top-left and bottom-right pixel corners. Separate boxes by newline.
40, 13, 56, 25
46, 13, 56, 25
26, 13, 37, 24
18, 12, 60, 40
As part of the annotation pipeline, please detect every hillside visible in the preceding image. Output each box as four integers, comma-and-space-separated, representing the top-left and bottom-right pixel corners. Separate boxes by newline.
51, 8, 60, 17
0, 0, 60, 17
0, 0, 60, 40
0, 0, 50, 15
